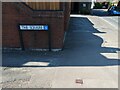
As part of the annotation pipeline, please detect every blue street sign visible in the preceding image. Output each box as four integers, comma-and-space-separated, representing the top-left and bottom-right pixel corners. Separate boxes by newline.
20, 25, 48, 31
44, 26, 48, 30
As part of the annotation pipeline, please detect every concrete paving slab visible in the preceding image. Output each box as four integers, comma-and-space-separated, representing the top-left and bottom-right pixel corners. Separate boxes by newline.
51, 67, 118, 88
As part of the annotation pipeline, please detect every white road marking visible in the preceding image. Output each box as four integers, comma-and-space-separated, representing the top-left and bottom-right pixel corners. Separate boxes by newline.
99, 17, 118, 30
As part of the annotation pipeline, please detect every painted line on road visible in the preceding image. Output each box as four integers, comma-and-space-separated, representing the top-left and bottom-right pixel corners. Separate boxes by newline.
108, 17, 118, 23
99, 17, 118, 30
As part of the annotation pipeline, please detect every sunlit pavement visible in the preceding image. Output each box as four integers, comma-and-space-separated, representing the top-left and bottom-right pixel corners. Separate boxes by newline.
92, 9, 119, 29
1, 14, 119, 88
100, 16, 119, 30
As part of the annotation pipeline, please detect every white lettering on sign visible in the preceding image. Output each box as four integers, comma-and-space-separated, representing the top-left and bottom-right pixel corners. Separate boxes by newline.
20, 25, 48, 30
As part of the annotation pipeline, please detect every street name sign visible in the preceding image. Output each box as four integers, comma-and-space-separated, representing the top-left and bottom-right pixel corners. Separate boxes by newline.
19, 25, 48, 31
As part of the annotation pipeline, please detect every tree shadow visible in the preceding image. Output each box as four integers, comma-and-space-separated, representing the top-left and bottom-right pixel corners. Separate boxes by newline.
2, 16, 120, 67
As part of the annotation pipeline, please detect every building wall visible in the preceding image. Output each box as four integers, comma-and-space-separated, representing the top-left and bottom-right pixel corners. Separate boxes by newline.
25, 2, 61, 10
2, 2, 71, 51
64, 2, 71, 31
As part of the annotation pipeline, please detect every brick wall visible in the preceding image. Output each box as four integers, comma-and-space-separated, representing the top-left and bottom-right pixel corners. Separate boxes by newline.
2, 2, 69, 51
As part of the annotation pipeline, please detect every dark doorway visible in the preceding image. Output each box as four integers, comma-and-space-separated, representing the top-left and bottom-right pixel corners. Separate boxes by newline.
71, 2, 79, 14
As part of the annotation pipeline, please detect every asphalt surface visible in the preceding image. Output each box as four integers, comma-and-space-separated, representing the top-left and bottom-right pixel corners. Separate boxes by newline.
1, 10, 120, 88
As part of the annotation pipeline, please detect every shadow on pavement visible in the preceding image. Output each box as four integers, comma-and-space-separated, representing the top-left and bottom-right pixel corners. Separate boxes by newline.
2, 16, 120, 67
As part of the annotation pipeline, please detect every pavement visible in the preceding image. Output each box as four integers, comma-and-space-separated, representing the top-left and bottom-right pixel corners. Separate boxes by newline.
92, 9, 120, 29
1, 14, 120, 88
